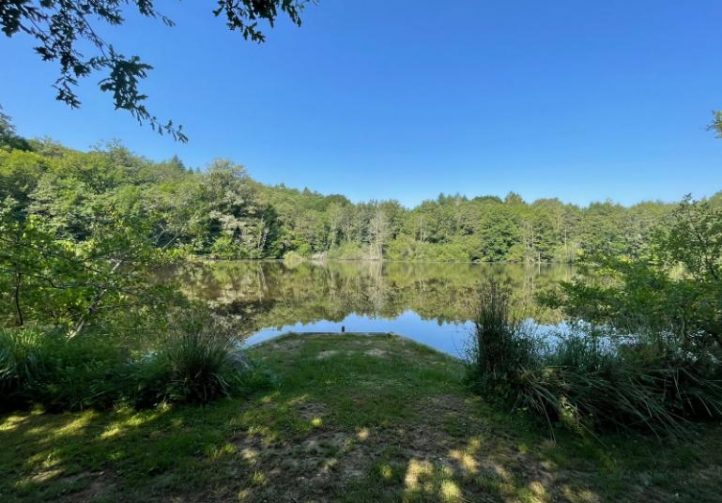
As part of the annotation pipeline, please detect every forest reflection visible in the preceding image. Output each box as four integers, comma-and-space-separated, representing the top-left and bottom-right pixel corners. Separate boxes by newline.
173, 261, 573, 354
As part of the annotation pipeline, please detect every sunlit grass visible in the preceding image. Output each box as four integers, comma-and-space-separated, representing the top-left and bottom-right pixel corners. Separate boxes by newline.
1, 333, 721, 502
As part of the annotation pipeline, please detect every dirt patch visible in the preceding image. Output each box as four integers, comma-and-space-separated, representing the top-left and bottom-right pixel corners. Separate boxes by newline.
296, 401, 329, 422
363, 348, 388, 358
67, 473, 116, 502
44, 471, 117, 502
423, 394, 469, 413
227, 427, 382, 502
266, 337, 304, 352
316, 349, 340, 359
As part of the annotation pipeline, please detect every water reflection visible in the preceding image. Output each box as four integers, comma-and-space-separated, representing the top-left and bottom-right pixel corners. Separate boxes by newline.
244, 310, 476, 357
173, 260, 573, 356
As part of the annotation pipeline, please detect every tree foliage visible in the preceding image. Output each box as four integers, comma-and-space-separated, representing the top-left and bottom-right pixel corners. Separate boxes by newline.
0, 1, 310, 140
1, 118, 711, 272
548, 196, 722, 352
0, 106, 31, 151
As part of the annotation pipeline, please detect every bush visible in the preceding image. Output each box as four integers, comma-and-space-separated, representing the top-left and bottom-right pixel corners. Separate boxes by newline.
282, 250, 306, 264
466, 279, 539, 401
327, 242, 366, 260
128, 313, 274, 407
0, 316, 274, 411
466, 281, 722, 439
0, 326, 127, 411
385, 238, 472, 262
547, 197, 722, 357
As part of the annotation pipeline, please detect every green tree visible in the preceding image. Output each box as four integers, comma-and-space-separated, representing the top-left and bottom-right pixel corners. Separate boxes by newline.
550, 196, 722, 350
0, 106, 31, 151
0, 194, 173, 333
367, 207, 389, 260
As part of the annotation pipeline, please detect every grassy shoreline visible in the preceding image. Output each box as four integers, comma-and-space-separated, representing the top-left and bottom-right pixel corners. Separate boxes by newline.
1, 333, 721, 502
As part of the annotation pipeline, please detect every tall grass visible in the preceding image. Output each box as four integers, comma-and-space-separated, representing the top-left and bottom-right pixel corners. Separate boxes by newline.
466, 280, 722, 439
466, 279, 538, 401
0, 328, 45, 407
0, 326, 127, 411
0, 314, 272, 411
131, 314, 255, 407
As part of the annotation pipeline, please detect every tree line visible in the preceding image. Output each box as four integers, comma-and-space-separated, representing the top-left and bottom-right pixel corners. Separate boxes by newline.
2, 124, 720, 266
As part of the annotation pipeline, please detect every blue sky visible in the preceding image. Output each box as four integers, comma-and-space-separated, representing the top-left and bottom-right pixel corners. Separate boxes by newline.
1, 0, 721, 207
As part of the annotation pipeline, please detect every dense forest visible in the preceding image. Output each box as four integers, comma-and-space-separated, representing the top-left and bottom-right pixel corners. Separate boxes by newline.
3, 120, 719, 265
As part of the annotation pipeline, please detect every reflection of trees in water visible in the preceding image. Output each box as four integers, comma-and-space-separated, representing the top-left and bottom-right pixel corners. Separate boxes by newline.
365, 261, 386, 313
172, 261, 572, 333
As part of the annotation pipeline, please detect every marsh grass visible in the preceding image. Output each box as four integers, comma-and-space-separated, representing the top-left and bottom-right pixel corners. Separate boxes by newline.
465, 278, 539, 400
131, 315, 271, 407
0, 326, 128, 411
466, 280, 722, 439
0, 314, 271, 411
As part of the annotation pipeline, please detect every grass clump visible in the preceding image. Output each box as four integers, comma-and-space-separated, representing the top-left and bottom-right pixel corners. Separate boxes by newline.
0, 326, 127, 411
0, 315, 273, 412
131, 314, 274, 407
465, 279, 538, 402
466, 280, 722, 439
520, 339, 722, 438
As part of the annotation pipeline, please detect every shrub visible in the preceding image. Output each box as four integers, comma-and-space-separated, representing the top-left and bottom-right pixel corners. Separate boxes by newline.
1, 316, 274, 411
466, 279, 539, 401
327, 242, 366, 260
0, 326, 127, 411
547, 197, 722, 356
128, 313, 273, 407
466, 281, 722, 439
282, 250, 306, 264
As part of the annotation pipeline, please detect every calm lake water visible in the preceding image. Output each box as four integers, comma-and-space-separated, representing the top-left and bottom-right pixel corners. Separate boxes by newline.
174, 260, 575, 358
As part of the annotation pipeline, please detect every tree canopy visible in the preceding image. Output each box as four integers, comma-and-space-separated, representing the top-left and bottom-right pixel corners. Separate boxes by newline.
3, 118, 718, 278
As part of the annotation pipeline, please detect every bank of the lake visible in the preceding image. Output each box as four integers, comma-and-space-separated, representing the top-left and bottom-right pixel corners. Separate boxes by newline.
1, 334, 721, 502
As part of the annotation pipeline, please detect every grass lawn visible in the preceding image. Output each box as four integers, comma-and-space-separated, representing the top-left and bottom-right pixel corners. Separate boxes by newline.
1, 333, 721, 502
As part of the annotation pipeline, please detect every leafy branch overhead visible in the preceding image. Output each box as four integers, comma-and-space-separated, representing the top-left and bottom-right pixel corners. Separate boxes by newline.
710, 111, 722, 138
0, 0, 310, 142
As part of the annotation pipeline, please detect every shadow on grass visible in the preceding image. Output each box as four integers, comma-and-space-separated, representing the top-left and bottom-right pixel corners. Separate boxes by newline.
1, 334, 721, 502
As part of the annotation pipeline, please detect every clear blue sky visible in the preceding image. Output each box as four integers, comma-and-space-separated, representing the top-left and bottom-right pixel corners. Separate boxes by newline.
2, 0, 721, 207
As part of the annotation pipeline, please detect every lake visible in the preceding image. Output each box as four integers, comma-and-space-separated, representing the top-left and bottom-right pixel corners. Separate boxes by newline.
174, 260, 574, 358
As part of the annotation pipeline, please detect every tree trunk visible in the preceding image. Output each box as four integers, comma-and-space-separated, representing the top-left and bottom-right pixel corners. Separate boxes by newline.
14, 270, 23, 326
